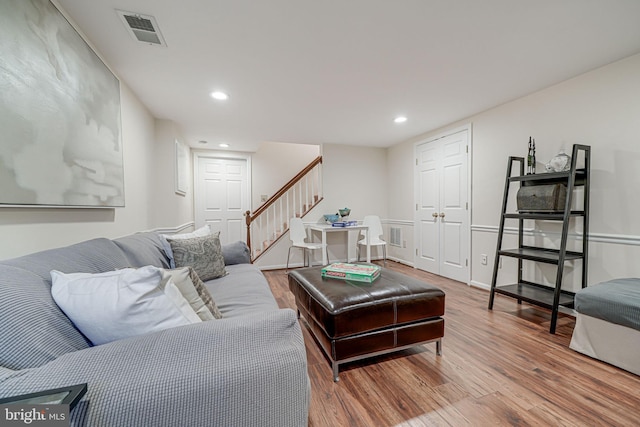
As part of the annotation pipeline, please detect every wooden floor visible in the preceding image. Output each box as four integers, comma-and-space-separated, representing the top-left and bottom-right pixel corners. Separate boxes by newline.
264, 261, 640, 427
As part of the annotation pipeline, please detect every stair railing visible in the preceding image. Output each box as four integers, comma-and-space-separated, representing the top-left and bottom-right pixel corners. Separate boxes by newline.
245, 156, 323, 261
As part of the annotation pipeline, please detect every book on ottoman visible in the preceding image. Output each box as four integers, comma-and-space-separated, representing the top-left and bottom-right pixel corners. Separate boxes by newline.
321, 263, 381, 283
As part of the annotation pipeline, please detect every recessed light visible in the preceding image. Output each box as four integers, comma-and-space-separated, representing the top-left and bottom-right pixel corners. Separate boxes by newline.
211, 91, 229, 100
394, 116, 407, 123
219, 143, 229, 148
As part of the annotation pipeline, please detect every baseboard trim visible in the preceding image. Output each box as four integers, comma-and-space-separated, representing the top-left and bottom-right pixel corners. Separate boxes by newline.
470, 280, 490, 291
258, 262, 305, 271
383, 219, 414, 226
388, 256, 414, 267
257, 255, 411, 271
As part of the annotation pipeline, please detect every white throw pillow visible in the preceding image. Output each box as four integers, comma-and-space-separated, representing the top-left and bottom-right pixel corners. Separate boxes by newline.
50, 266, 202, 346
163, 224, 211, 240
162, 267, 215, 321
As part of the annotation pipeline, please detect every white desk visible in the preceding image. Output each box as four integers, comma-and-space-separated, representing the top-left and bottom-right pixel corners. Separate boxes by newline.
307, 224, 370, 265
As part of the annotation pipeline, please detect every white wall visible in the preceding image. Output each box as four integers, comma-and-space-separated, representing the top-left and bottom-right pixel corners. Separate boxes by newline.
255, 143, 388, 268
388, 53, 640, 289
251, 142, 320, 209
151, 119, 194, 230
386, 139, 416, 264
0, 84, 160, 260
0, 4, 196, 260
317, 144, 388, 221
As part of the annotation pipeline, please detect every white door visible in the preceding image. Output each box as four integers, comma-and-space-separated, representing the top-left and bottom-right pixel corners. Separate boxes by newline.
415, 128, 469, 283
415, 142, 440, 274
194, 155, 249, 246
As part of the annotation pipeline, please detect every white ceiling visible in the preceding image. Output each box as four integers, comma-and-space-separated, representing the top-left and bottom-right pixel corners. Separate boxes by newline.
56, 0, 640, 152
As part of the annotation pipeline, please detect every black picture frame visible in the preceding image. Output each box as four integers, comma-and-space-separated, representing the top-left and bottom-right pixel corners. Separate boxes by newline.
0, 383, 87, 410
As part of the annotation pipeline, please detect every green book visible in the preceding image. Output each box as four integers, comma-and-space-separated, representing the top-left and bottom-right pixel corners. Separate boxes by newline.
321, 263, 381, 283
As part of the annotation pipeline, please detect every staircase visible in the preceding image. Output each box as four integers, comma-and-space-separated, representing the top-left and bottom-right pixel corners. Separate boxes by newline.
245, 156, 323, 261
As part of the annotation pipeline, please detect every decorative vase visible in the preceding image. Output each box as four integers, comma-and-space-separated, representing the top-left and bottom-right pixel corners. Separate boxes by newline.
545, 150, 571, 172
338, 208, 350, 221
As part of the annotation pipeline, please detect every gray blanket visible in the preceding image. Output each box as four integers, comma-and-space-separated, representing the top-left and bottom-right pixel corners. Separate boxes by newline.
0, 310, 308, 427
0, 232, 310, 426
575, 278, 640, 330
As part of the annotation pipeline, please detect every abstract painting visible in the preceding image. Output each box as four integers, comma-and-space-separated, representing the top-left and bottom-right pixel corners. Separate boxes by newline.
0, 0, 124, 207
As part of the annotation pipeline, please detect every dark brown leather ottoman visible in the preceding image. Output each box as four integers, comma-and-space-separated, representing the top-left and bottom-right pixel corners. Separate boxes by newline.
288, 266, 445, 381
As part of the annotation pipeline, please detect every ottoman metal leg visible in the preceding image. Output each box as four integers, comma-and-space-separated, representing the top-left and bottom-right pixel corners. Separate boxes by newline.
436, 338, 442, 356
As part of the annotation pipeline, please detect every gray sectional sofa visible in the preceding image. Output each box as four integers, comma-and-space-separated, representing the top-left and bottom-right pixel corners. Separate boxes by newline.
0, 232, 310, 426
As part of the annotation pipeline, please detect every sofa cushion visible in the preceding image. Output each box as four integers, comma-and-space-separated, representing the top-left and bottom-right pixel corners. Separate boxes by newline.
0, 238, 132, 370
1, 238, 131, 280
221, 241, 252, 265
207, 264, 278, 318
163, 267, 216, 321
113, 232, 173, 269
167, 233, 227, 281
575, 278, 640, 330
51, 266, 202, 346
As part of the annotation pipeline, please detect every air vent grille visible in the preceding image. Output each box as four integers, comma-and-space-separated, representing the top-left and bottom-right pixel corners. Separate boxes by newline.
390, 227, 402, 247
116, 10, 166, 47
133, 30, 161, 45
123, 15, 155, 32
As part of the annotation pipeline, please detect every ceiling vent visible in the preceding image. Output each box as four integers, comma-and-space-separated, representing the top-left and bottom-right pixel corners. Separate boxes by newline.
116, 10, 166, 47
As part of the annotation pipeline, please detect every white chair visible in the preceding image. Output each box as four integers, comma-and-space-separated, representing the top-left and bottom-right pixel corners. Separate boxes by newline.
357, 215, 387, 266
286, 218, 328, 270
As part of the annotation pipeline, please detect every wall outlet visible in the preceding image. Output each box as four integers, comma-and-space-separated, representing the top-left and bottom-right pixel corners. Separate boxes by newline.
481, 254, 488, 265
402, 240, 407, 248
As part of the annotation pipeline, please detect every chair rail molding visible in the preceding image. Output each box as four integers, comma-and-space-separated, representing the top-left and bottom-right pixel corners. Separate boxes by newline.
471, 224, 640, 246
383, 219, 414, 226
150, 222, 195, 235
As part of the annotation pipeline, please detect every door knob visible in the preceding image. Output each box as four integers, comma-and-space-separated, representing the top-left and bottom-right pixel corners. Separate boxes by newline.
439, 212, 445, 218
432, 213, 438, 218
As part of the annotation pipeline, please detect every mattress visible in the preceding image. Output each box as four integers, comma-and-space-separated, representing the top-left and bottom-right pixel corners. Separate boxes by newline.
574, 278, 640, 331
